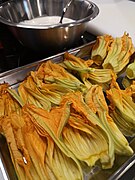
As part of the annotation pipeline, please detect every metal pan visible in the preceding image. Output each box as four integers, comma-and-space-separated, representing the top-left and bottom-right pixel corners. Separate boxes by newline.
0, 42, 135, 180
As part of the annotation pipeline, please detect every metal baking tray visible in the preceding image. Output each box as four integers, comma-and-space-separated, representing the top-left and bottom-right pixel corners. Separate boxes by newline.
0, 42, 135, 180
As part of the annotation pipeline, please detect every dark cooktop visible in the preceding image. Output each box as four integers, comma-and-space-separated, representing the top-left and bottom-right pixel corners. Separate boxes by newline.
0, 23, 96, 73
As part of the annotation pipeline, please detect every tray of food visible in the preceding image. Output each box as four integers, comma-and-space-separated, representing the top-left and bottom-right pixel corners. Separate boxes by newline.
0, 32, 135, 180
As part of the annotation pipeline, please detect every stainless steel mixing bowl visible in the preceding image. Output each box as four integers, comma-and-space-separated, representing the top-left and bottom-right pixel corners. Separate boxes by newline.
0, 0, 99, 53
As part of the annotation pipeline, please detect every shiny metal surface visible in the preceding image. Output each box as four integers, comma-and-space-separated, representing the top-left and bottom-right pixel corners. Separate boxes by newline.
0, 0, 99, 53
59, 0, 74, 23
0, 42, 135, 180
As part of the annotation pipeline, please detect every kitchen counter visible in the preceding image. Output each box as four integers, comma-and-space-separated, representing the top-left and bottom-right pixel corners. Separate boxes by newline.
87, 0, 135, 45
